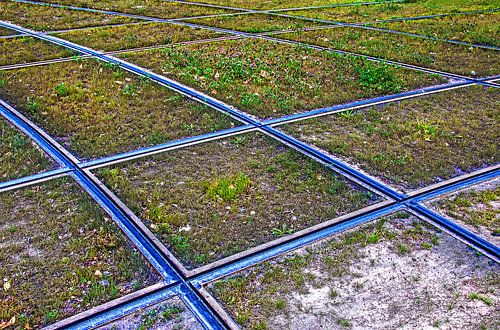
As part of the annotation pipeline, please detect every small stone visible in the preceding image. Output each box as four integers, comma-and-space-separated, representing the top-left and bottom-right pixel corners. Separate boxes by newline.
250, 211, 256, 216
291, 216, 297, 221
94, 270, 102, 277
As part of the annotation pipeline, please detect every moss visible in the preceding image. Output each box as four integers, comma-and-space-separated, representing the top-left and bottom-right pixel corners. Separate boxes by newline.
0, 37, 75, 66
208, 213, 449, 328
0, 178, 161, 328
281, 26, 499, 77
40, 0, 234, 18
0, 1, 137, 31
434, 184, 499, 239
187, 13, 321, 33
56, 22, 224, 52
282, 86, 499, 192
0, 59, 236, 159
373, 12, 500, 47
0, 118, 55, 182
284, 0, 500, 23
95, 132, 380, 268
119, 38, 444, 119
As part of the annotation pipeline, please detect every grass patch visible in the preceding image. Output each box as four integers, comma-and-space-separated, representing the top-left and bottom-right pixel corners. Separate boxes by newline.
208, 213, 492, 329
96, 132, 380, 268
282, 86, 499, 192
0, 118, 55, 182
0, 59, 236, 159
433, 182, 499, 243
0, 37, 75, 66
119, 38, 443, 119
0, 1, 136, 31
40, 0, 233, 18
173, 0, 390, 10
56, 22, 224, 52
284, 1, 500, 23
373, 12, 500, 47
0, 178, 160, 328
281, 26, 499, 77
188, 13, 320, 33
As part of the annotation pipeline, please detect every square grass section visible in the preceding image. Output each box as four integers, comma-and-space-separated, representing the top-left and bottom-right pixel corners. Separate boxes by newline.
208, 212, 499, 329
427, 179, 499, 247
0, 1, 137, 31
95, 132, 382, 269
0, 36, 75, 66
186, 13, 321, 33
55, 22, 224, 52
0, 117, 57, 182
281, 86, 499, 193
281, 27, 500, 77
182, 0, 381, 10
98, 296, 203, 329
283, 0, 500, 23
0, 59, 237, 160
372, 12, 500, 48
40, 0, 235, 19
0, 177, 161, 328
119, 38, 444, 119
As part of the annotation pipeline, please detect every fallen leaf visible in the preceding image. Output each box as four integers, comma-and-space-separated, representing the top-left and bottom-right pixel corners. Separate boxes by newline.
3, 282, 10, 291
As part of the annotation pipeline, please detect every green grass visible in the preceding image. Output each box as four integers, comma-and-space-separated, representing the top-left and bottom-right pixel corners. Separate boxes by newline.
373, 12, 500, 47
40, 0, 233, 18
283, 86, 499, 192
119, 38, 443, 118
0, 118, 55, 182
96, 132, 380, 268
56, 22, 223, 52
0, 37, 75, 66
0, 59, 235, 159
284, 0, 500, 23
0, 178, 160, 328
188, 13, 320, 33
209, 213, 460, 329
175, 0, 386, 10
281, 26, 499, 77
0, 1, 136, 31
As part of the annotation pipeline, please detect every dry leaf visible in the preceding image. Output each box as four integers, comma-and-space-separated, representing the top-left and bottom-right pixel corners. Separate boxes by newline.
3, 282, 10, 291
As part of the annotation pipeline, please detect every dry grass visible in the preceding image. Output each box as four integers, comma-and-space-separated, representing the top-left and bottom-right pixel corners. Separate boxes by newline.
282, 86, 499, 192
0, 178, 161, 328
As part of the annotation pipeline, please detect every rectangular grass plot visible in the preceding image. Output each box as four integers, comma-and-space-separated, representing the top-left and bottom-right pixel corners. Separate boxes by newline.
0, 1, 137, 31
426, 178, 500, 247
282, 85, 499, 193
282, 0, 500, 23
372, 12, 500, 48
207, 212, 499, 329
281, 26, 500, 77
0, 59, 239, 160
55, 22, 225, 52
98, 295, 203, 329
0, 37, 75, 66
0, 178, 162, 328
119, 38, 445, 119
40, 0, 235, 19
186, 13, 321, 33
0, 117, 57, 183
173, 0, 383, 10
94, 132, 383, 270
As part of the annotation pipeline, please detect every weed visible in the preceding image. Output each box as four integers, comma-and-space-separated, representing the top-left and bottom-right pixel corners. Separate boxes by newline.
26, 97, 41, 115
122, 83, 138, 96
161, 305, 184, 320
205, 173, 251, 201
55, 83, 71, 97
468, 292, 493, 306
271, 223, 293, 238
329, 289, 339, 299
337, 318, 352, 328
